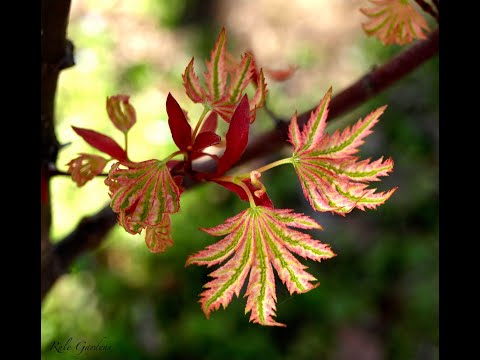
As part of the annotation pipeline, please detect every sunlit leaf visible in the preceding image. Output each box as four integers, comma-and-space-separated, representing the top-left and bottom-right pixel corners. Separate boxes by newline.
145, 214, 173, 253
289, 88, 396, 215
183, 57, 206, 104
72, 126, 128, 161
106, 94, 136, 133
187, 206, 334, 327
360, 0, 430, 46
205, 27, 227, 102
67, 153, 108, 187
105, 160, 181, 234
181, 28, 266, 123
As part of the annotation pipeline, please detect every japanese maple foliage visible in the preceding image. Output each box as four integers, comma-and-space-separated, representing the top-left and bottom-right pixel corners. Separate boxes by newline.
289, 88, 396, 214
360, 0, 430, 45
66, 27, 396, 327
186, 207, 334, 327
183, 27, 267, 123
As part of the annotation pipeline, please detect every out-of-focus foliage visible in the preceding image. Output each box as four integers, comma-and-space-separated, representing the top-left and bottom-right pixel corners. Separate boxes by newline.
42, 0, 438, 359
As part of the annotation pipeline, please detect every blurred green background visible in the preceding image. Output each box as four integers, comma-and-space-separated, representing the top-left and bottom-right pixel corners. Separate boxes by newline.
42, 0, 438, 359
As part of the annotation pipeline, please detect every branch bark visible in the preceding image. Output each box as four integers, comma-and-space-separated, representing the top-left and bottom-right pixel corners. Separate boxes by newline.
41, 28, 438, 301
41, 0, 74, 300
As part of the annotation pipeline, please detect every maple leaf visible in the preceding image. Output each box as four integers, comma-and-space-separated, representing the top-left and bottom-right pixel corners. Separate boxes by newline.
67, 153, 108, 187
264, 65, 297, 82
289, 88, 396, 215
145, 214, 173, 253
195, 95, 251, 180
106, 94, 136, 134
182, 28, 267, 123
72, 126, 128, 161
166, 93, 221, 154
105, 159, 181, 239
187, 206, 335, 327
360, 0, 430, 46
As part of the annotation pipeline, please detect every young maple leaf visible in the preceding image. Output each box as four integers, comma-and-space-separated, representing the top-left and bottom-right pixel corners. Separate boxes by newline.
187, 206, 335, 327
289, 88, 396, 215
166, 93, 221, 154
105, 159, 181, 248
145, 214, 173, 253
106, 94, 136, 134
360, 0, 430, 46
182, 28, 267, 123
67, 153, 108, 187
72, 126, 128, 161
194, 94, 251, 180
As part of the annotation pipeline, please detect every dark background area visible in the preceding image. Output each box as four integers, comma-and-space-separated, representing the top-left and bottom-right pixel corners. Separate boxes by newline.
41, 1, 438, 359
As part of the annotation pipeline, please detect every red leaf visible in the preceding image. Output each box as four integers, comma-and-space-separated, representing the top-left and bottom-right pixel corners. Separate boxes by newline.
213, 179, 274, 208
191, 131, 221, 153
264, 65, 297, 82
72, 126, 127, 161
216, 94, 250, 175
199, 112, 218, 134
166, 93, 192, 151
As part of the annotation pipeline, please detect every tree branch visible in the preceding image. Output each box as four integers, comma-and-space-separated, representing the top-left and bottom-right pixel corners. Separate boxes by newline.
41, 28, 438, 301
41, 206, 117, 300
240, 28, 439, 164
41, 0, 74, 299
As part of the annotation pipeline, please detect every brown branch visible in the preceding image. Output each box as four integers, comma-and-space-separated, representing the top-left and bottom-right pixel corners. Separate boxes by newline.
41, 28, 439, 301
41, 0, 74, 300
240, 28, 439, 164
41, 206, 117, 300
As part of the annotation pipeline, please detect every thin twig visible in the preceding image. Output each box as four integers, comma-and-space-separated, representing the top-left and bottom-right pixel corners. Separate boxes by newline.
49, 168, 109, 177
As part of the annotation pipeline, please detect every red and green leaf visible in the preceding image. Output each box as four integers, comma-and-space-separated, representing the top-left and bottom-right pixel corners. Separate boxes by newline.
166, 93, 193, 151
249, 68, 268, 122
72, 126, 128, 161
67, 153, 108, 187
183, 57, 206, 104
106, 94, 136, 133
360, 0, 430, 46
205, 27, 227, 102
181, 28, 267, 123
187, 206, 334, 327
228, 52, 255, 104
105, 159, 181, 231
289, 88, 396, 215
145, 214, 173, 253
